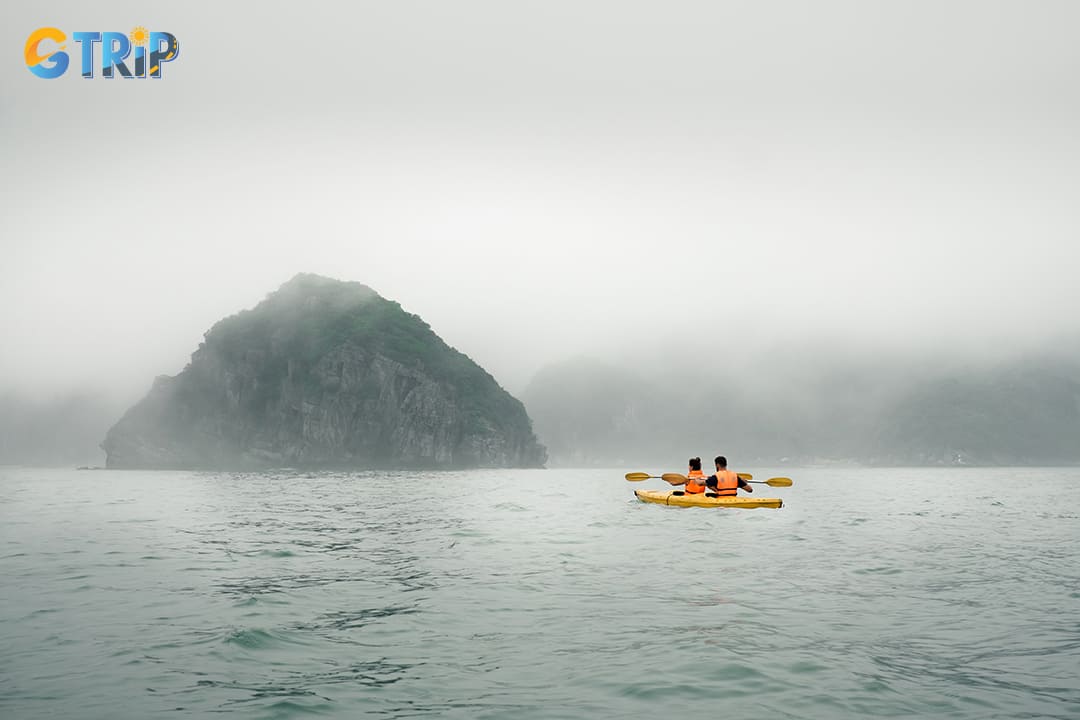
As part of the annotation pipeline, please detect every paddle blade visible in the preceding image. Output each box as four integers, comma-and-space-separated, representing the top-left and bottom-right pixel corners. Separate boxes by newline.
766, 477, 793, 487
738, 473, 753, 481
624, 472, 653, 482
661, 472, 688, 485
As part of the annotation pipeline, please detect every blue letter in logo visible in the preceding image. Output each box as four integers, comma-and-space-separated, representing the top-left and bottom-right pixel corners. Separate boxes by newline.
72, 32, 101, 78
148, 32, 180, 78
101, 31, 132, 78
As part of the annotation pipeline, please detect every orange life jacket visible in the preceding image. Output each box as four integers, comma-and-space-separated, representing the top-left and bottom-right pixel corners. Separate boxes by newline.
685, 469, 706, 494
712, 469, 739, 496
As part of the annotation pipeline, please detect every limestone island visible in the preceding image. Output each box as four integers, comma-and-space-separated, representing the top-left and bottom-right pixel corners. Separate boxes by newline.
103, 274, 546, 470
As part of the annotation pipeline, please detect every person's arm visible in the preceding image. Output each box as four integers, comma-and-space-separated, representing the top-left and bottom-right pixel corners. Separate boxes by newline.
705, 474, 718, 489
738, 477, 753, 493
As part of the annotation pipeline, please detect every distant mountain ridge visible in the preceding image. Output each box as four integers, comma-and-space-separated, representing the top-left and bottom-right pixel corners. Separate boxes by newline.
867, 364, 1080, 465
102, 274, 546, 470
0, 392, 120, 467
522, 356, 1080, 467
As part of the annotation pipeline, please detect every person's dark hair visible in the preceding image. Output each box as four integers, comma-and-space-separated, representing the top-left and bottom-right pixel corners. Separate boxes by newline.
714, 455, 727, 468
689, 457, 702, 471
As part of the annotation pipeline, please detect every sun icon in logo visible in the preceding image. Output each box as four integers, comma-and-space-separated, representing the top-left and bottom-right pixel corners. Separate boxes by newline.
129, 26, 149, 47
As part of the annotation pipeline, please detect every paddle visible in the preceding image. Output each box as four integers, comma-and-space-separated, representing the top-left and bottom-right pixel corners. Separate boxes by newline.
756, 477, 793, 487
623, 472, 702, 484
624, 472, 793, 487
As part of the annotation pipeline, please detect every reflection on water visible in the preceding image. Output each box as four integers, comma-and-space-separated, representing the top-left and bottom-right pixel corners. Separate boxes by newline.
1, 467, 1079, 719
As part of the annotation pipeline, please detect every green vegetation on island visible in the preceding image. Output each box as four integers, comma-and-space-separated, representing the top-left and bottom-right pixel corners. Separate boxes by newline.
102, 274, 546, 470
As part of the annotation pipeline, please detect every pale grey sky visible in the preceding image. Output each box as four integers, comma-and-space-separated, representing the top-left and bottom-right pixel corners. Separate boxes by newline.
3, 0, 1079, 399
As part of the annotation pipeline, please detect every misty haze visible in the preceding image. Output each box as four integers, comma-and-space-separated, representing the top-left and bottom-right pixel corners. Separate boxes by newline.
5, 3, 1080, 469
5, 4, 1080, 469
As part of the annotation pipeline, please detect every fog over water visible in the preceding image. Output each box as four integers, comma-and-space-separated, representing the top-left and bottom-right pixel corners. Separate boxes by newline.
3, 1, 1080, 403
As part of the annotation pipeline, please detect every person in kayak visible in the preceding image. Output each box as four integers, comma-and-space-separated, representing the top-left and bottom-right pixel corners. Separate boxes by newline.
705, 456, 752, 496
681, 457, 707, 494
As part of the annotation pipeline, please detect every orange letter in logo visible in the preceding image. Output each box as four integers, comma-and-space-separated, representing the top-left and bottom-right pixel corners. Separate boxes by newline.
26, 27, 70, 79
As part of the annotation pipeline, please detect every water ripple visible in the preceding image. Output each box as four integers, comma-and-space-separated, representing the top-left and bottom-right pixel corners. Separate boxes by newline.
1, 467, 1078, 719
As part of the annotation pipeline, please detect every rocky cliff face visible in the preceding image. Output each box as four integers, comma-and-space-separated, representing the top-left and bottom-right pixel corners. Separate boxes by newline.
103, 274, 546, 469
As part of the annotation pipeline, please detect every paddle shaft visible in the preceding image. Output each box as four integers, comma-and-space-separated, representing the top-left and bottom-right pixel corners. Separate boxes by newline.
626, 471, 792, 487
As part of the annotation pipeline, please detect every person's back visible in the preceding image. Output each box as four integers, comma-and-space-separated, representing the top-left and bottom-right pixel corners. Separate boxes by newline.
684, 457, 707, 494
706, 455, 751, 496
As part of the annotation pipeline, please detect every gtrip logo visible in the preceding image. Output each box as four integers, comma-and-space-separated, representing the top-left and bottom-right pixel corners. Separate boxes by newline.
25, 27, 180, 79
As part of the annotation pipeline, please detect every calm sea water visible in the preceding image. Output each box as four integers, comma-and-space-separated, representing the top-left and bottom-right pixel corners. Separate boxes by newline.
1, 467, 1078, 719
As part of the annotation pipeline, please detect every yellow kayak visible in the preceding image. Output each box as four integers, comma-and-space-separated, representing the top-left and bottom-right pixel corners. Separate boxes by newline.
634, 489, 783, 509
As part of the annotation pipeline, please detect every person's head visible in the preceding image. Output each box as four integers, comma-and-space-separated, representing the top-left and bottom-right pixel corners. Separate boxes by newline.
688, 457, 702, 471
714, 455, 727, 469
